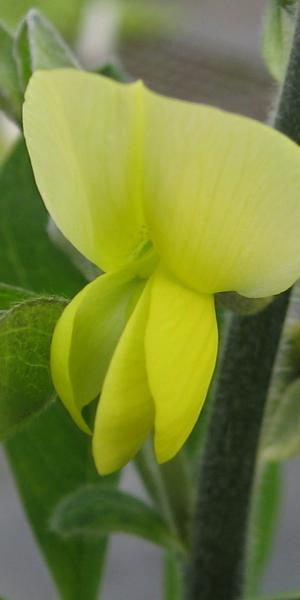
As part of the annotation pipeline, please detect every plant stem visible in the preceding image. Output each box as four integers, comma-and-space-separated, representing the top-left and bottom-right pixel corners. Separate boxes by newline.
135, 442, 193, 544
187, 3, 300, 598
187, 295, 290, 600
164, 551, 184, 600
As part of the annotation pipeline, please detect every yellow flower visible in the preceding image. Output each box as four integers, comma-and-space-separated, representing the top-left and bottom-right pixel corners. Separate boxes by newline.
23, 69, 300, 474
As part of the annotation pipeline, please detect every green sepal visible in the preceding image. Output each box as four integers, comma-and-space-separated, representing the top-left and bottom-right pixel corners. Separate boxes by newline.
15, 9, 80, 92
52, 484, 185, 553
0, 297, 65, 440
0, 22, 22, 123
97, 62, 129, 83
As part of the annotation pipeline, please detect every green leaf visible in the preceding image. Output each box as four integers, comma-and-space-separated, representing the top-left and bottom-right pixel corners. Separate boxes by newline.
262, 377, 300, 461
245, 463, 282, 595
0, 22, 22, 123
0, 297, 65, 440
0, 0, 87, 38
52, 484, 184, 552
6, 404, 118, 600
262, 0, 295, 81
0, 141, 112, 599
260, 280, 300, 461
0, 140, 85, 296
15, 10, 80, 91
0, 282, 35, 309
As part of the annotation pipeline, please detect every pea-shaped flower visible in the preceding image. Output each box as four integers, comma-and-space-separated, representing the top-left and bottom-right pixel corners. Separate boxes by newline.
23, 70, 300, 474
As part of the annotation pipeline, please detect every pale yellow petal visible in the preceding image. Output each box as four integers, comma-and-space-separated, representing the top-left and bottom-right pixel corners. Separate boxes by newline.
23, 69, 146, 271
142, 88, 300, 297
145, 266, 218, 463
93, 282, 154, 475
51, 268, 144, 432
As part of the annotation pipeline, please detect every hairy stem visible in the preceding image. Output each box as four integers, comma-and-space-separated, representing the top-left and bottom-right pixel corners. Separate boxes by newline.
187, 3, 300, 598
187, 295, 290, 600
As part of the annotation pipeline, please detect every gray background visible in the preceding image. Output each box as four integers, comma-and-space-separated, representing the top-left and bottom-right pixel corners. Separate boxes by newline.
1, 0, 300, 598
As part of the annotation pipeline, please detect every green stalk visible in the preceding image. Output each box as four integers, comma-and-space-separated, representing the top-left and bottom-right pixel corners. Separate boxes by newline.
135, 442, 193, 544
187, 3, 300, 599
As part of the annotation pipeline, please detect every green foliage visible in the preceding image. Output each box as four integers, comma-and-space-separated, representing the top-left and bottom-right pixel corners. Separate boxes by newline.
0, 297, 65, 440
245, 463, 282, 595
261, 282, 300, 461
52, 484, 183, 552
0, 10, 80, 122
0, 141, 85, 295
263, 0, 295, 81
0, 0, 87, 39
0, 23, 22, 123
0, 282, 35, 309
0, 7, 127, 125
262, 377, 300, 461
6, 403, 117, 600
16, 10, 80, 91
0, 141, 114, 599
135, 442, 194, 547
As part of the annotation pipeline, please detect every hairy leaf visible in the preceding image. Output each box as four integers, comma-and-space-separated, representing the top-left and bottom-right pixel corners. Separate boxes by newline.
0, 282, 35, 309
0, 0, 86, 37
15, 10, 80, 91
261, 282, 300, 461
0, 297, 65, 439
262, 378, 300, 461
52, 484, 183, 552
262, 0, 295, 81
6, 404, 117, 600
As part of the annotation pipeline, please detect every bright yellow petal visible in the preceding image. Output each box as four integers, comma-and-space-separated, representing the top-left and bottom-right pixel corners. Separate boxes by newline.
51, 268, 144, 433
93, 282, 154, 475
145, 266, 218, 463
142, 88, 300, 297
23, 69, 146, 271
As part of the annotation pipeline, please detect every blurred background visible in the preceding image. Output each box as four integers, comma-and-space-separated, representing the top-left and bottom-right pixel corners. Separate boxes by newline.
0, 0, 300, 598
